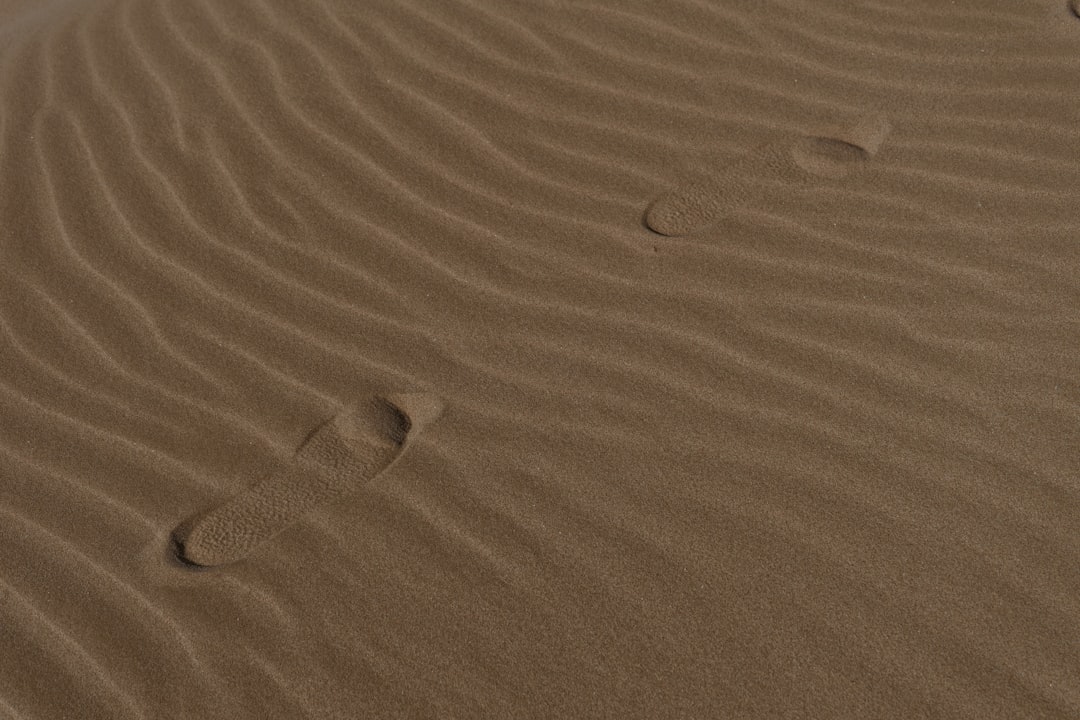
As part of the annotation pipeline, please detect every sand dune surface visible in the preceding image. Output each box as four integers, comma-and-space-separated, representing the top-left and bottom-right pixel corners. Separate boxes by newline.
1, 0, 1079, 718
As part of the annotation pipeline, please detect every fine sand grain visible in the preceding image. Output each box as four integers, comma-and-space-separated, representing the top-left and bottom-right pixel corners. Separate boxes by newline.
1, 0, 1079, 718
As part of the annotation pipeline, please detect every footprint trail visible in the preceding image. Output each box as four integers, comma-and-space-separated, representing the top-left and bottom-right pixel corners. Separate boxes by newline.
173, 393, 443, 567
645, 113, 891, 237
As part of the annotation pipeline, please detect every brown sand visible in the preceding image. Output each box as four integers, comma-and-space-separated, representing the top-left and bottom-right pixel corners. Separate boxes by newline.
1, 0, 1078, 718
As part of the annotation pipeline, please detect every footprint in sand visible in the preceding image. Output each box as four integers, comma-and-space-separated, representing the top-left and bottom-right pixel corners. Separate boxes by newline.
644, 113, 891, 237
172, 393, 443, 567
1071, 0, 1080, 19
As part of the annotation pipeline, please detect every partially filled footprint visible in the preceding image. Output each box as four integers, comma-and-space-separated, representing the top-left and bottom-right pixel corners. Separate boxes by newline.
645, 113, 891, 237
173, 393, 443, 567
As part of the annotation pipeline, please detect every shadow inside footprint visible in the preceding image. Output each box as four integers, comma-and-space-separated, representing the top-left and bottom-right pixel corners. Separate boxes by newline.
645, 113, 891, 237
172, 393, 443, 568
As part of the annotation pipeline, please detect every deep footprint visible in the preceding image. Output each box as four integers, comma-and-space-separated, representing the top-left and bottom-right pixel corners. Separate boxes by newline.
645, 113, 891, 237
173, 393, 443, 567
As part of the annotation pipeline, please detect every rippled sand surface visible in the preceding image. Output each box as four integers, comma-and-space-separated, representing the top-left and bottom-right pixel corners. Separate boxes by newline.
1, 1, 1078, 717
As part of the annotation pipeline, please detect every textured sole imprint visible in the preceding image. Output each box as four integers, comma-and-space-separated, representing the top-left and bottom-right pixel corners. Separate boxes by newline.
172, 393, 444, 567
645, 113, 891, 237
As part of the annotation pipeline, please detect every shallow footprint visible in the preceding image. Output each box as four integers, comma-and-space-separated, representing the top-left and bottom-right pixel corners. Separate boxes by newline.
789, 113, 891, 180
173, 393, 443, 567
645, 113, 891, 237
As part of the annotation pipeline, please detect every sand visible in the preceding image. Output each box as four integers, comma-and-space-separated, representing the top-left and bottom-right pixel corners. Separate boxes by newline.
0, 0, 1078, 718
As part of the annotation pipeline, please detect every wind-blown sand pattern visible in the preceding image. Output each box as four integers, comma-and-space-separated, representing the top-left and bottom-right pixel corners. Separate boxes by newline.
1, 0, 1079, 718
